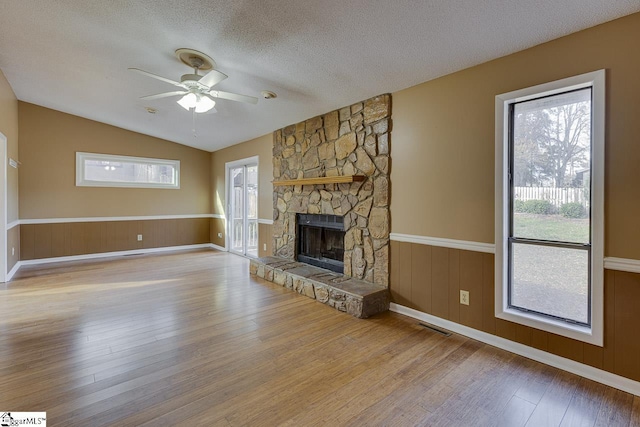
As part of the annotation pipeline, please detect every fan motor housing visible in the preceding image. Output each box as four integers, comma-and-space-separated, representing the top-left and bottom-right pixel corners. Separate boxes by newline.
181, 74, 201, 83
180, 74, 210, 91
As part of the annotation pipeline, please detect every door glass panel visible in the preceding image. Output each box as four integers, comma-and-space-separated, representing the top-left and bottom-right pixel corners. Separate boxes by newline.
246, 165, 258, 257
510, 243, 589, 324
228, 163, 258, 257
231, 167, 244, 253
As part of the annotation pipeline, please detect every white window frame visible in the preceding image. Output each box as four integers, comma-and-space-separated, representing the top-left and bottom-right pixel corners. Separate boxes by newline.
495, 70, 605, 346
76, 152, 180, 189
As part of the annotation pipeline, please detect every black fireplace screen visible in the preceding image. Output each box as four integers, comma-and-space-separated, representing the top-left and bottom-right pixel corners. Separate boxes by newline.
297, 214, 345, 273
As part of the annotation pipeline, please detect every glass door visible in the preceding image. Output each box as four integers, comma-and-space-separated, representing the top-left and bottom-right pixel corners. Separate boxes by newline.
228, 161, 258, 257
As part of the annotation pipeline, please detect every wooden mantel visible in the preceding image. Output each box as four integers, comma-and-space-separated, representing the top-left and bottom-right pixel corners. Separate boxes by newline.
272, 175, 366, 186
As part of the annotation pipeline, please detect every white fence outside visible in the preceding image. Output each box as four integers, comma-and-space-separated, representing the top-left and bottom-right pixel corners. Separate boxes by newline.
514, 187, 589, 209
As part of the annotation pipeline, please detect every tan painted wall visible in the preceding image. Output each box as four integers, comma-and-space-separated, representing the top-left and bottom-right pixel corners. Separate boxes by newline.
210, 133, 273, 254
0, 69, 20, 271
391, 12, 640, 259
0, 71, 19, 222
18, 102, 211, 218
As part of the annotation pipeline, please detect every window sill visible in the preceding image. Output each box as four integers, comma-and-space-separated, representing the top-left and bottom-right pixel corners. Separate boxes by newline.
496, 307, 601, 346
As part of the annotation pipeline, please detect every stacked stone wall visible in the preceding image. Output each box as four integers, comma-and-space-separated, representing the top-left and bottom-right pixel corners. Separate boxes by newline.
272, 94, 391, 286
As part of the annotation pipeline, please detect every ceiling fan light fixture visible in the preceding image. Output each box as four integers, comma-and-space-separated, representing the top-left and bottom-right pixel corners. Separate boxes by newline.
194, 95, 215, 113
177, 93, 215, 113
177, 93, 198, 110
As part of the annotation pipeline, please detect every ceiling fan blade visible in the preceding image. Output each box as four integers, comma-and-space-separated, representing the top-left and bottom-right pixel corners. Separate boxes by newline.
128, 68, 184, 87
140, 91, 188, 100
209, 90, 258, 105
199, 69, 228, 88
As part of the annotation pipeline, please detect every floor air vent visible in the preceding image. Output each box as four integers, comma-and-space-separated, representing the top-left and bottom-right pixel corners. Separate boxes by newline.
418, 323, 452, 337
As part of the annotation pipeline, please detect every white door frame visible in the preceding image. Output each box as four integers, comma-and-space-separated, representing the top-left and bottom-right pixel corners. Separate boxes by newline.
224, 156, 259, 254
0, 132, 7, 282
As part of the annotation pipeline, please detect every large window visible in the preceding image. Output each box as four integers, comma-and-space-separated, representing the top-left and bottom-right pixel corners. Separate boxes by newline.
495, 70, 604, 345
76, 152, 180, 189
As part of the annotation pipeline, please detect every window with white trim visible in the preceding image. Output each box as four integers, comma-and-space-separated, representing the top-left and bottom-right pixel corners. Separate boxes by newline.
495, 70, 605, 345
76, 152, 180, 189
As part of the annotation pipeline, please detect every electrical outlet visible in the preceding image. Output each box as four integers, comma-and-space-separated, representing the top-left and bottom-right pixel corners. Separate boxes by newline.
460, 290, 470, 305
137, 234, 143, 241
11, 247, 14, 256
217, 232, 223, 238
263, 243, 267, 251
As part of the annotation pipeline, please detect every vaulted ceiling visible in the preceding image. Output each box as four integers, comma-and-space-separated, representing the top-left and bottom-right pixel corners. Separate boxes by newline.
1, 1, 638, 152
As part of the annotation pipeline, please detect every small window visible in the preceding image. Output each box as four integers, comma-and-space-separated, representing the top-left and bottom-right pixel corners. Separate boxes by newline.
76, 152, 180, 189
495, 70, 604, 345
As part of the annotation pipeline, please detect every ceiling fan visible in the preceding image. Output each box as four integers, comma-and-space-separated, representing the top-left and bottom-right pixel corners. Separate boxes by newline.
129, 48, 258, 113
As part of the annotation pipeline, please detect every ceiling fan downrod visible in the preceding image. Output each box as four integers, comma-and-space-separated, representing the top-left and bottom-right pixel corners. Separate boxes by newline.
189, 57, 204, 75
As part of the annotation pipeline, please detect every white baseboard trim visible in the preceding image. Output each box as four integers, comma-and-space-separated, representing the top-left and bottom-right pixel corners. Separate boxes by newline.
604, 257, 640, 274
258, 219, 274, 225
18, 244, 215, 267
18, 214, 214, 225
390, 233, 495, 254
389, 303, 640, 397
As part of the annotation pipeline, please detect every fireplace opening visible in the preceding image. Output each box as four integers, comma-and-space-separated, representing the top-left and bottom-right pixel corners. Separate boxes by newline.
297, 214, 345, 273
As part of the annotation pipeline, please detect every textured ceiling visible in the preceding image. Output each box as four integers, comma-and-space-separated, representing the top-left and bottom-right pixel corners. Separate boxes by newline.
1, 1, 638, 152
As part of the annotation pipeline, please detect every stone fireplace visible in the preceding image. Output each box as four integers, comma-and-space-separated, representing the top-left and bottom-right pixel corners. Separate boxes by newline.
272, 94, 391, 286
250, 94, 391, 318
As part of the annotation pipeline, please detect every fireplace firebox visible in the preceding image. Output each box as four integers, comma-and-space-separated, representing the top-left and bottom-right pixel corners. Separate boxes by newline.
296, 214, 345, 273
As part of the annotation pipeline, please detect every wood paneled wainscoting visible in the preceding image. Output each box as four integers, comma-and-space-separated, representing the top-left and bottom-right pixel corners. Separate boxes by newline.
20, 217, 211, 261
390, 240, 640, 386
210, 216, 225, 249
258, 221, 273, 257
7, 223, 20, 272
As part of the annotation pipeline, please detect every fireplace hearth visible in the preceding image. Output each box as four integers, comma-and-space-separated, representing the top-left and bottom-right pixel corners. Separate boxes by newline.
297, 214, 345, 273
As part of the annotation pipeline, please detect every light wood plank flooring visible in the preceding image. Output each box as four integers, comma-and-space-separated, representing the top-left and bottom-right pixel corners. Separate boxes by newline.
1, 249, 638, 426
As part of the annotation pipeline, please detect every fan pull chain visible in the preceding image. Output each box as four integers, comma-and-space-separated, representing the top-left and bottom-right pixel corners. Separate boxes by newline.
192, 108, 197, 137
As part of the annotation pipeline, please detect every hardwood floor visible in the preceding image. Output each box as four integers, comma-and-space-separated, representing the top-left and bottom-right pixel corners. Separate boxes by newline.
1, 249, 638, 426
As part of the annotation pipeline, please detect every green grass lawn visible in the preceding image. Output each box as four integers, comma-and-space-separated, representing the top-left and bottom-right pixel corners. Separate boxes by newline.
513, 213, 589, 243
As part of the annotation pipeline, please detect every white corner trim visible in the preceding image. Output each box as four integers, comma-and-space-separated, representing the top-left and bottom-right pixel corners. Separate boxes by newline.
6, 260, 20, 281
604, 257, 640, 274
7, 220, 19, 230
18, 244, 215, 267
390, 233, 495, 254
258, 219, 274, 225
389, 303, 640, 397
18, 214, 214, 225
210, 243, 227, 252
